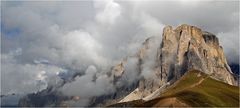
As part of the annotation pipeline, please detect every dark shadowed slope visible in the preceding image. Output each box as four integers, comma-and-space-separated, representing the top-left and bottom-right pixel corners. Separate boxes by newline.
230, 64, 239, 75
110, 70, 239, 107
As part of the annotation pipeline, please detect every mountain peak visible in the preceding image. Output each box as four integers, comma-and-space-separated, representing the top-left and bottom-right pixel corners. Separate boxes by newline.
18, 24, 238, 107
159, 24, 236, 85
115, 24, 237, 104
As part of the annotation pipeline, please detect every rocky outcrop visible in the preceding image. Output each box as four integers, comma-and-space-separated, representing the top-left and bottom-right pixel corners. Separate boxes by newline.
18, 24, 237, 107
157, 24, 236, 85
116, 24, 237, 103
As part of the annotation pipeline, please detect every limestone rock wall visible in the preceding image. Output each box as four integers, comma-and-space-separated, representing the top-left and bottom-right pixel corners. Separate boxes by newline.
113, 24, 237, 103
158, 24, 236, 85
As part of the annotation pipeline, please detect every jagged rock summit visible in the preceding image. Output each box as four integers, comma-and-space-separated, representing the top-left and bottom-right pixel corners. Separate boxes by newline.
158, 24, 235, 85
114, 24, 237, 103
18, 24, 238, 107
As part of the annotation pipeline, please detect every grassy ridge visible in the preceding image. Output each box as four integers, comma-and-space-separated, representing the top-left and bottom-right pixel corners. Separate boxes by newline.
110, 70, 239, 107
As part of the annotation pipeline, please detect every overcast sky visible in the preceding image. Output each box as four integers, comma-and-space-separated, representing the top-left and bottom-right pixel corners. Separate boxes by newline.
1, 0, 239, 97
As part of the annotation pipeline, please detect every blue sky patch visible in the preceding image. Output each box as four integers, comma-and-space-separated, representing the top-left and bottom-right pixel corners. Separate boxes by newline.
1, 24, 21, 38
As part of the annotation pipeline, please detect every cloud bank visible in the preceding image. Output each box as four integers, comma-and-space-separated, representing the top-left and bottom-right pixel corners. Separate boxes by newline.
1, 0, 239, 105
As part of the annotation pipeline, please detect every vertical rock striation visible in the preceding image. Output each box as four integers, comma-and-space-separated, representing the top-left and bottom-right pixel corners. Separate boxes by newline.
116, 24, 237, 103
18, 24, 237, 107
157, 24, 236, 85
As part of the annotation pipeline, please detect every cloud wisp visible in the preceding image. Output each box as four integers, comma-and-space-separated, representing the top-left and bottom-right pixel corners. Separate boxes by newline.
1, 0, 239, 106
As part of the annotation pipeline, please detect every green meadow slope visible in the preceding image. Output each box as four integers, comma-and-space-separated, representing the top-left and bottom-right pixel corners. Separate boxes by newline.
110, 70, 239, 107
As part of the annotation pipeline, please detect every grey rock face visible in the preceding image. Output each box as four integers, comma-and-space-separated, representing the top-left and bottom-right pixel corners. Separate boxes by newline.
18, 24, 237, 107
157, 24, 236, 85
115, 24, 237, 103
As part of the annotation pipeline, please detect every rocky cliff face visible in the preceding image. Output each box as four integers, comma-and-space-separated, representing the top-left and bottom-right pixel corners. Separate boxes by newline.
18, 24, 237, 107
114, 24, 237, 103
157, 24, 235, 85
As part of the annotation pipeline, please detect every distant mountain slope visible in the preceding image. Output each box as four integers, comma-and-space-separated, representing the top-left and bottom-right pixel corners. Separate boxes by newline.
17, 24, 239, 107
110, 70, 239, 107
109, 24, 237, 105
230, 64, 239, 75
